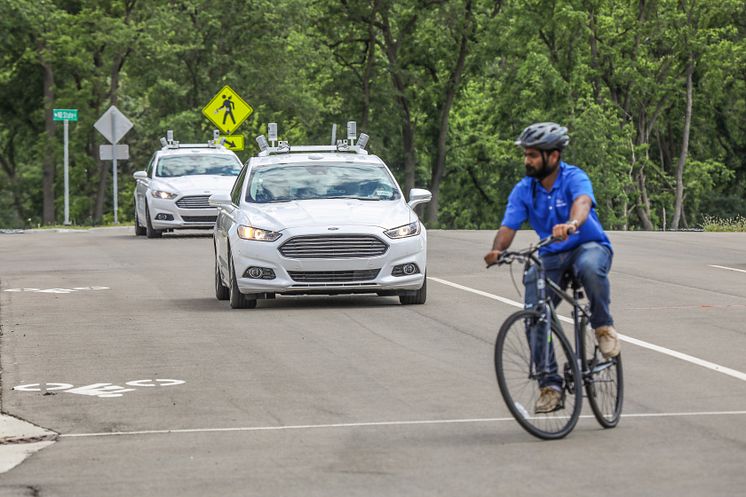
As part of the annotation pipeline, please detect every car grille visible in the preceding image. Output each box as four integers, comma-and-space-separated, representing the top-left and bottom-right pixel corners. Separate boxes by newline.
288, 269, 381, 283
279, 235, 388, 259
182, 215, 217, 223
176, 195, 211, 209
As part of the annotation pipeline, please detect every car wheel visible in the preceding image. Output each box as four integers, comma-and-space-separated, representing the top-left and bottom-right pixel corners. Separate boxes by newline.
145, 203, 163, 239
134, 205, 146, 236
399, 274, 427, 305
228, 252, 256, 309
214, 245, 229, 301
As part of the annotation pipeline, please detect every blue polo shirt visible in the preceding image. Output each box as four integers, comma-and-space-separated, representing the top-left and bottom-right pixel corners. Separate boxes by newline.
501, 162, 612, 255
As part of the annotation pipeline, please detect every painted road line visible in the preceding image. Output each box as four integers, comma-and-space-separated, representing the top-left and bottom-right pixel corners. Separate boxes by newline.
60, 410, 746, 438
428, 276, 746, 382
709, 264, 746, 274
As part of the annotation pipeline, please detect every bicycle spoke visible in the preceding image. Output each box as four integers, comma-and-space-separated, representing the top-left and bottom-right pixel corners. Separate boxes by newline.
495, 310, 582, 439
584, 331, 624, 427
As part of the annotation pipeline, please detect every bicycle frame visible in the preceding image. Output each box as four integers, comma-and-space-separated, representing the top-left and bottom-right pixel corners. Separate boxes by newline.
519, 247, 613, 384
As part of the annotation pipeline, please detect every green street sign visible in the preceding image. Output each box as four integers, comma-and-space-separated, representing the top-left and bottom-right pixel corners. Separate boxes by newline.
53, 109, 78, 121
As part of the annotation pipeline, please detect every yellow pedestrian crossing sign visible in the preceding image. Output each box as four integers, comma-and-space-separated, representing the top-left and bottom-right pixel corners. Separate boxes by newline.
202, 85, 253, 134
220, 134, 244, 151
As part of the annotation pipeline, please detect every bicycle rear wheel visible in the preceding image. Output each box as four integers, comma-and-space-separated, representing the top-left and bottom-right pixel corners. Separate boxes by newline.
494, 310, 582, 440
584, 328, 624, 427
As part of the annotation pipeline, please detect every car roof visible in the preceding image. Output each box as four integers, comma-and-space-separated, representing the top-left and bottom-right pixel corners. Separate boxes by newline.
156, 146, 239, 158
249, 152, 385, 167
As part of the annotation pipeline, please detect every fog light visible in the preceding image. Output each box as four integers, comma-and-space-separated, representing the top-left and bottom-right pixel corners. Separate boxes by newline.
155, 213, 174, 221
243, 267, 276, 279
392, 263, 420, 277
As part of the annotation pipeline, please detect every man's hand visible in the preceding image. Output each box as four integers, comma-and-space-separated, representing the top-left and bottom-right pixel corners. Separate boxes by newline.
552, 220, 578, 241
484, 249, 502, 267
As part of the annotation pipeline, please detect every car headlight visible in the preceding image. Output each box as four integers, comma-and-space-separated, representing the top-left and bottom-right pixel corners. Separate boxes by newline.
151, 190, 177, 200
384, 221, 421, 239
237, 225, 282, 242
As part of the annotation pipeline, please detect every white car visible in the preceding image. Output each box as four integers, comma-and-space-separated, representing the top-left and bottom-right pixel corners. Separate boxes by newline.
133, 131, 243, 238
210, 125, 432, 309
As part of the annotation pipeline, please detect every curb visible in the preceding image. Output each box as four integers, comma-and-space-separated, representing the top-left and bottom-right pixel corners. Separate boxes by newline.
0, 414, 58, 474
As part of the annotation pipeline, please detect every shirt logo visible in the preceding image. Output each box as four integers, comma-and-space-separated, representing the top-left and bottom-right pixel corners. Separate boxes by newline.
556, 199, 567, 208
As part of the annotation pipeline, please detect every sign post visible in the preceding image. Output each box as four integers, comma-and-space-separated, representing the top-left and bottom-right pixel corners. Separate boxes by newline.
53, 109, 78, 225
94, 106, 133, 224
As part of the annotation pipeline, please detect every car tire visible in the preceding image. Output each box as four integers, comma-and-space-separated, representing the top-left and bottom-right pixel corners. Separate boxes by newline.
134, 205, 146, 236
145, 203, 163, 239
228, 252, 256, 309
399, 274, 427, 305
214, 245, 229, 301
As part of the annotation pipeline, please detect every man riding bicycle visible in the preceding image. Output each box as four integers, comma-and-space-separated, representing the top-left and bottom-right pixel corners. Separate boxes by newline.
484, 122, 621, 414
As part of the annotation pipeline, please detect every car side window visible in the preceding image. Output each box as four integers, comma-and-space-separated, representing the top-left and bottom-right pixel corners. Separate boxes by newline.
230, 164, 248, 205
146, 153, 156, 177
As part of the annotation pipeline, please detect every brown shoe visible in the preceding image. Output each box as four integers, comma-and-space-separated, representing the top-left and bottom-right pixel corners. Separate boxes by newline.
535, 387, 562, 414
595, 325, 621, 358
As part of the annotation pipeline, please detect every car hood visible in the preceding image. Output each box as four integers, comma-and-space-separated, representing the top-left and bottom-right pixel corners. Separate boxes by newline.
153, 175, 237, 194
242, 199, 415, 231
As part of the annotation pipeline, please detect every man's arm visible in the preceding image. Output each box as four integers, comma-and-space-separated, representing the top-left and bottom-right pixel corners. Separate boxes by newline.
552, 194, 592, 240
484, 226, 517, 266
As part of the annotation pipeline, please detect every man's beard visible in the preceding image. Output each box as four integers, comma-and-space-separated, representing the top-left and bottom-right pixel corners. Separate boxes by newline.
525, 162, 554, 180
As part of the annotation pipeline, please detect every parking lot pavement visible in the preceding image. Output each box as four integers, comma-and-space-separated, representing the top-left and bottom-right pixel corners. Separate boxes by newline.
0, 227, 744, 496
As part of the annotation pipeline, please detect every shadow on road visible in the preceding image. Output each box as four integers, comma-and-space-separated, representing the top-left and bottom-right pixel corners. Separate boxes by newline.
175, 295, 403, 312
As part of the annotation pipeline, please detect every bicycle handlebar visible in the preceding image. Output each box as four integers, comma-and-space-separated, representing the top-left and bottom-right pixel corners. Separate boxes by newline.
486, 235, 561, 269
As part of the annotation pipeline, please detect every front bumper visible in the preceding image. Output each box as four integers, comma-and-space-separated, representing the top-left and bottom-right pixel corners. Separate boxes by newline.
150, 196, 217, 229
231, 226, 427, 295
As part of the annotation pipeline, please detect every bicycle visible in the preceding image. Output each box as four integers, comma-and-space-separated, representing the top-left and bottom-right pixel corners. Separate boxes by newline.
490, 236, 623, 439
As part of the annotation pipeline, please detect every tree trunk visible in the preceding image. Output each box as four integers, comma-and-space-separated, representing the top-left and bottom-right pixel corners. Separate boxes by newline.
41, 57, 56, 225
635, 167, 654, 230
0, 134, 24, 224
671, 58, 694, 230
378, 9, 418, 197
426, 0, 473, 224
360, 0, 380, 130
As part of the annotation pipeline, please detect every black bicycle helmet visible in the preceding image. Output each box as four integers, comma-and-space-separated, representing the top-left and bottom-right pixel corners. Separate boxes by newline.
515, 122, 570, 150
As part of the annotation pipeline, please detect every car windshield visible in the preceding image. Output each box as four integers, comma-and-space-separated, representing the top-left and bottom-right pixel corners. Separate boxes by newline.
155, 155, 242, 177
246, 163, 401, 203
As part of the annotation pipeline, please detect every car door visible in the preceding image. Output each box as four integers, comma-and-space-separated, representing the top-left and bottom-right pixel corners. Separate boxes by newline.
216, 163, 247, 273
135, 153, 156, 221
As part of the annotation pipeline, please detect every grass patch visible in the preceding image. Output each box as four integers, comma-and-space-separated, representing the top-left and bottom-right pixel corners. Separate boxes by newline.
702, 215, 746, 232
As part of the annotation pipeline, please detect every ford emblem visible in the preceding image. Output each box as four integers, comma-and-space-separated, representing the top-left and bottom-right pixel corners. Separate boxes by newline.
328, 227, 339, 231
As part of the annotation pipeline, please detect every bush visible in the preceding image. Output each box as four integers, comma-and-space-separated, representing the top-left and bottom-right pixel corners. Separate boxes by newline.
701, 215, 746, 232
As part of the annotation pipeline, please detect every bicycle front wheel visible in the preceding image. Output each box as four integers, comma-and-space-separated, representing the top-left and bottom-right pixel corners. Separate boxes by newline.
584, 328, 624, 428
494, 310, 582, 440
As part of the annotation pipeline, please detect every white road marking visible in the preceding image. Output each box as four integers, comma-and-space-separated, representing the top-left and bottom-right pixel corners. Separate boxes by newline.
12, 379, 185, 398
60, 410, 746, 438
13, 383, 73, 392
709, 264, 746, 274
428, 276, 746, 382
3, 286, 110, 294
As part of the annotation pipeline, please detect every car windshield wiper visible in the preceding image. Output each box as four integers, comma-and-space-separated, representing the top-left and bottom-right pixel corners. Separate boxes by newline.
323, 196, 381, 201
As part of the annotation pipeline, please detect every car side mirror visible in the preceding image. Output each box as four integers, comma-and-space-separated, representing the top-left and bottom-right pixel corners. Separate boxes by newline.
408, 188, 432, 209
209, 192, 232, 207
133, 170, 148, 180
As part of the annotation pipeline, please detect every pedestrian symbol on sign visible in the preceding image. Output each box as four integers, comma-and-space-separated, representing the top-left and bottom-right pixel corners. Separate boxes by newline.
216, 95, 236, 125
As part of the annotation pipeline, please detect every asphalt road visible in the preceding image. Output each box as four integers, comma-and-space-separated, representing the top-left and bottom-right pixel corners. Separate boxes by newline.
1, 227, 745, 496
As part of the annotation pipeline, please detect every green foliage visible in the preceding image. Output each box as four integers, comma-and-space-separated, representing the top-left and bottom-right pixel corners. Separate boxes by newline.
0, 0, 745, 229
702, 215, 746, 232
